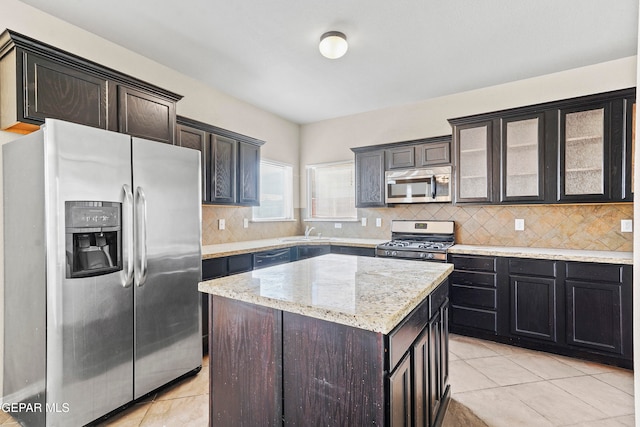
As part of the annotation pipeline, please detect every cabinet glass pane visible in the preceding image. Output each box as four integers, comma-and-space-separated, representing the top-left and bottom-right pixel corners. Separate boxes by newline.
564, 109, 604, 195
506, 118, 539, 197
459, 126, 488, 199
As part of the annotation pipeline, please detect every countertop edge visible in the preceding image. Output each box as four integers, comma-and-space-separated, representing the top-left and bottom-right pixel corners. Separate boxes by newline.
202, 237, 387, 259
448, 245, 633, 265
203, 238, 632, 265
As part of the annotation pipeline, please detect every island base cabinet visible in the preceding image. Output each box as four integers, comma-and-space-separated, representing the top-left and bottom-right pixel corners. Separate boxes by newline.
282, 313, 386, 425
389, 354, 412, 426
207, 280, 451, 427
209, 297, 283, 426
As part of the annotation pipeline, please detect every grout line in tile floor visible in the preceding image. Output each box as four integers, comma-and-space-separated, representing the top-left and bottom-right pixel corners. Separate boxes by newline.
1, 338, 634, 426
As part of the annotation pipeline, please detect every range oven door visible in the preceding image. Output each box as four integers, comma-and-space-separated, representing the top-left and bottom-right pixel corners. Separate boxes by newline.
385, 166, 451, 203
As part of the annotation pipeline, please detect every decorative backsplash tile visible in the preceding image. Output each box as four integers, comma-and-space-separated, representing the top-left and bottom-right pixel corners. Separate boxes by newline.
202, 205, 301, 245
203, 203, 633, 252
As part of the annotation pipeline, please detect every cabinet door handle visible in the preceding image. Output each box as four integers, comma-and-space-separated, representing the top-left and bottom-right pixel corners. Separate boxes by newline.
431, 175, 437, 199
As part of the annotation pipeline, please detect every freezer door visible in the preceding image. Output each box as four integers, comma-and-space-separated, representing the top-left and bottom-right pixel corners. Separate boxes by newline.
43, 120, 134, 426
132, 137, 202, 398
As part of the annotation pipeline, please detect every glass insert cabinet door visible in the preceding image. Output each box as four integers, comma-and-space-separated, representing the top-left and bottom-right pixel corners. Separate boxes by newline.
502, 115, 544, 201
456, 122, 492, 202
560, 106, 609, 201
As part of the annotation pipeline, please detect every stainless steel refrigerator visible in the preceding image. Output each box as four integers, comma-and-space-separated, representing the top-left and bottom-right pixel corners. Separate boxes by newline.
3, 119, 202, 426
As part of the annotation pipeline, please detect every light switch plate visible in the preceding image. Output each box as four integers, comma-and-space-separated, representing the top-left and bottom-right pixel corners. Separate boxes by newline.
515, 218, 525, 231
361, 218, 367, 227
621, 219, 633, 233
243, 218, 249, 228
376, 218, 382, 227
219, 219, 225, 230
334, 223, 342, 229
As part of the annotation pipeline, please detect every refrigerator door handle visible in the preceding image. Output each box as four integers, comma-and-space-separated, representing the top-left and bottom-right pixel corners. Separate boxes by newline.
122, 185, 134, 287
135, 186, 149, 286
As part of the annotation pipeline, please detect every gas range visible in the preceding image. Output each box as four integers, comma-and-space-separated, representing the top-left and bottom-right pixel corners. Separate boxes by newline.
376, 220, 455, 262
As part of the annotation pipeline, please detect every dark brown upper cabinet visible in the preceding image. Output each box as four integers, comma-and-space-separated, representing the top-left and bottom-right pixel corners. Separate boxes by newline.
351, 135, 451, 208
386, 146, 416, 169
210, 134, 237, 204
176, 119, 208, 201
418, 141, 450, 166
176, 116, 264, 206
0, 29, 181, 143
385, 136, 451, 170
500, 112, 546, 203
449, 88, 635, 205
454, 121, 494, 204
353, 149, 386, 208
117, 86, 176, 144
237, 141, 260, 205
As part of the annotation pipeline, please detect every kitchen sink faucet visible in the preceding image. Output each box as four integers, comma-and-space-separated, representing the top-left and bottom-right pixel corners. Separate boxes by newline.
304, 226, 315, 238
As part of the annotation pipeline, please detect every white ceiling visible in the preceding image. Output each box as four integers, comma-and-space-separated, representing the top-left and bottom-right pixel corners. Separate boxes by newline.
18, 0, 639, 124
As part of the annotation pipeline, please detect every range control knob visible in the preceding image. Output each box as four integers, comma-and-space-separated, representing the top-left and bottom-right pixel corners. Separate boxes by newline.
384, 250, 391, 256
391, 251, 398, 257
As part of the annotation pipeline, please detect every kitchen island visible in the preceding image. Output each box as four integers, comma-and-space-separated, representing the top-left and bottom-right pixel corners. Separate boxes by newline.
199, 254, 453, 426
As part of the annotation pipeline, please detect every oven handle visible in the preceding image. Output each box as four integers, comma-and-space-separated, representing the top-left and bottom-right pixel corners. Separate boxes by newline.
431, 175, 436, 199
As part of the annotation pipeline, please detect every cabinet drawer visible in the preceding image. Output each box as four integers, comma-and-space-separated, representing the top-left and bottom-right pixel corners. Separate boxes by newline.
565, 262, 623, 283
202, 257, 228, 280
388, 280, 448, 368
451, 271, 496, 288
388, 296, 430, 369
509, 258, 556, 277
429, 279, 449, 318
228, 253, 253, 274
253, 249, 291, 269
450, 285, 496, 310
450, 255, 496, 272
330, 245, 376, 257
451, 306, 497, 333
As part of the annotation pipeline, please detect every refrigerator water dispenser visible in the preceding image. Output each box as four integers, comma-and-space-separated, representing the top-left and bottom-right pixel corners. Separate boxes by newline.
65, 201, 122, 278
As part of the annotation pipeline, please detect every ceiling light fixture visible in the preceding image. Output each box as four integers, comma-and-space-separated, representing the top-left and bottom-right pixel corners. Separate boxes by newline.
319, 31, 348, 59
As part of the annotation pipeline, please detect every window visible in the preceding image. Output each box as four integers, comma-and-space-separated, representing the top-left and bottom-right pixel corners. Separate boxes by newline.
307, 161, 357, 220
252, 160, 294, 221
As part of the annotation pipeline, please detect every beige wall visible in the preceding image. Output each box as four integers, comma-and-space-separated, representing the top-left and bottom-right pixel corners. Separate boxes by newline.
300, 57, 636, 165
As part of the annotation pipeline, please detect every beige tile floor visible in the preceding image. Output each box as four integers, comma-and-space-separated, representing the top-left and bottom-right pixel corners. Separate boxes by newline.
0, 335, 634, 426
444, 335, 635, 427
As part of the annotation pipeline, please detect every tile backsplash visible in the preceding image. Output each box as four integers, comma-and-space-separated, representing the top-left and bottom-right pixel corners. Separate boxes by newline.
202, 205, 301, 245
202, 203, 633, 252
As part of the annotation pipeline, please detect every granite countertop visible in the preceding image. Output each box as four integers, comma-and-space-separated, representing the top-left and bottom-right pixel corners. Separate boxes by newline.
198, 253, 453, 334
449, 245, 633, 265
202, 237, 387, 259
202, 237, 632, 265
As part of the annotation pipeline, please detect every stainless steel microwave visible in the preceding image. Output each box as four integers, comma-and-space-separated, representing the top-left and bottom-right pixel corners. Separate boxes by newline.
385, 166, 452, 203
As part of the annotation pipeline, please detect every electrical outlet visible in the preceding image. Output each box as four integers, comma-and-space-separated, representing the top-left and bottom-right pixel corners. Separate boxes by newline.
334, 223, 342, 229
515, 218, 525, 231
243, 218, 249, 228
218, 219, 225, 230
361, 218, 367, 227
621, 219, 633, 233
376, 218, 382, 227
